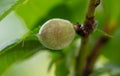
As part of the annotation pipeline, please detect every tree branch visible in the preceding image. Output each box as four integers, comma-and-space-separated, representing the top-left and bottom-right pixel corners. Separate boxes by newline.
74, 0, 100, 76
75, 37, 89, 76
83, 20, 117, 76
83, 36, 109, 76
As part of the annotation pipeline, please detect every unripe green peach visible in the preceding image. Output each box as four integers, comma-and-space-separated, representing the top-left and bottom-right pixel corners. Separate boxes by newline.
38, 18, 75, 50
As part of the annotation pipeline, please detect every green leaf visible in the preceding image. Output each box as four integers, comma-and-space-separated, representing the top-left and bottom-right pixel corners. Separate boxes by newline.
95, 29, 113, 38
15, 0, 62, 30
48, 51, 63, 72
102, 26, 120, 65
15, 0, 88, 30
48, 51, 69, 76
0, 0, 25, 20
0, 36, 45, 75
55, 56, 69, 76
70, 0, 88, 23
103, 0, 120, 21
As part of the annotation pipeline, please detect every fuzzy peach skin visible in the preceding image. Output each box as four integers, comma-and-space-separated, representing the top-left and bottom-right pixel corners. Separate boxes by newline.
38, 18, 75, 50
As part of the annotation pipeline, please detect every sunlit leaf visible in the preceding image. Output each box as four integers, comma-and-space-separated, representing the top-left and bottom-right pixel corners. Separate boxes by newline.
0, 0, 25, 20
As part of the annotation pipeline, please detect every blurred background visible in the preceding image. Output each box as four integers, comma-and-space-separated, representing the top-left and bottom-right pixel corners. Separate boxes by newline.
0, 0, 120, 76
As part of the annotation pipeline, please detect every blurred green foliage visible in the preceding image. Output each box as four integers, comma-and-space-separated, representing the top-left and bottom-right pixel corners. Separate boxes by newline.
0, 0, 120, 76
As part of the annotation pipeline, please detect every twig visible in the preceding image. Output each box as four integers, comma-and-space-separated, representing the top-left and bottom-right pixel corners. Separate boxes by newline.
74, 0, 100, 76
83, 36, 109, 76
75, 37, 89, 76
83, 20, 117, 76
